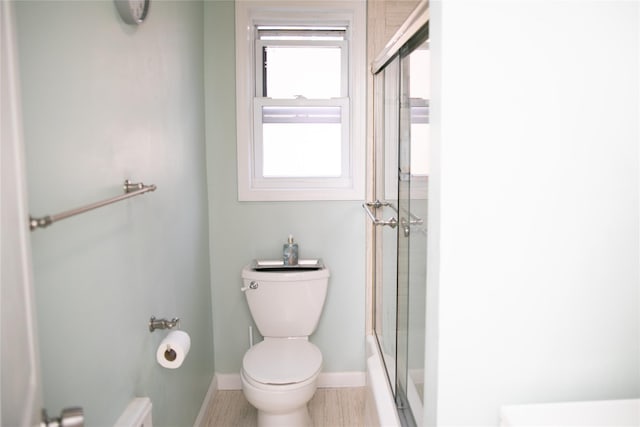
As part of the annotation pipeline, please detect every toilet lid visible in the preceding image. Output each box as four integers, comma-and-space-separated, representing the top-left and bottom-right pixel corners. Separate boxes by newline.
243, 339, 322, 385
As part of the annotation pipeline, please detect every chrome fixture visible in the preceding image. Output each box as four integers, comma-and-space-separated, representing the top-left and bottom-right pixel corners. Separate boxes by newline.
362, 200, 398, 228
41, 407, 84, 427
149, 316, 180, 332
30, 180, 156, 231
363, 200, 424, 237
240, 280, 259, 292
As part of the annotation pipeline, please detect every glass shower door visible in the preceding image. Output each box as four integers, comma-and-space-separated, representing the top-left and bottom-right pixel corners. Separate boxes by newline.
396, 29, 429, 426
369, 21, 429, 427
372, 54, 400, 394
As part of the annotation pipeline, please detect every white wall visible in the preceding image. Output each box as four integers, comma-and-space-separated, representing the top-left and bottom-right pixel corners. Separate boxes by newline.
428, 1, 640, 425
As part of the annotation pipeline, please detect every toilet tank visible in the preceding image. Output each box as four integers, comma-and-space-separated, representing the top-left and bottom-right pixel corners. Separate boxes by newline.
241, 265, 330, 338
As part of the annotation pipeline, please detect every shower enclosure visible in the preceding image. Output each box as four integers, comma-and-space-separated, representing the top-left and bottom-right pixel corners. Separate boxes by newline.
365, 3, 429, 425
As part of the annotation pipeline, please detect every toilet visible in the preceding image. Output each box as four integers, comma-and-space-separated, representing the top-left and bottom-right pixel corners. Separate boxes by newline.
240, 264, 330, 427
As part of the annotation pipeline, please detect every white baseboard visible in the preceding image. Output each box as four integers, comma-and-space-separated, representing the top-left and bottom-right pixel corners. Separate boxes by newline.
317, 371, 366, 388
193, 375, 218, 427
215, 371, 366, 390
217, 373, 243, 390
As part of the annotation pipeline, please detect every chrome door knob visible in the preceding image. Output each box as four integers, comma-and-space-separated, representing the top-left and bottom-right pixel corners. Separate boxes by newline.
42, 407, 84, 427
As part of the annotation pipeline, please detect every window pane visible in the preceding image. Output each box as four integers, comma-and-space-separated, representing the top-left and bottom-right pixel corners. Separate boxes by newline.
262, 121, 342, 177
264, 46, 341, 98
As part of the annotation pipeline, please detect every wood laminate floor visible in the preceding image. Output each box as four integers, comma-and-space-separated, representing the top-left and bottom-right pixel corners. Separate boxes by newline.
201, 387, 366, 427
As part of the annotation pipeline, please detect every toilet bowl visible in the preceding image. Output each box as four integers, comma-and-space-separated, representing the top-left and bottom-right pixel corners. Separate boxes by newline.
241, 338, 322, 426
241, 369, 318, 426
240, 264, 330, 427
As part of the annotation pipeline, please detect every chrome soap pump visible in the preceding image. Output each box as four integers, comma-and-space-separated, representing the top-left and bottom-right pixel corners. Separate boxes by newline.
283, 234, 299, 266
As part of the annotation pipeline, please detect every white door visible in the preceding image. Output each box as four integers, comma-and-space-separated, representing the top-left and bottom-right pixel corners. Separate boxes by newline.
1, 1, 43, 426
2, 4, 84, 425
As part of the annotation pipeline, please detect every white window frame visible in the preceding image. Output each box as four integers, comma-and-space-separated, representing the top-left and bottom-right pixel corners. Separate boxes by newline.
235, 1, 366, 201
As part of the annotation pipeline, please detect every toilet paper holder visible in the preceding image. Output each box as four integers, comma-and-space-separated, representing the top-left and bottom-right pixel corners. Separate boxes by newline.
149, 316, 180, 332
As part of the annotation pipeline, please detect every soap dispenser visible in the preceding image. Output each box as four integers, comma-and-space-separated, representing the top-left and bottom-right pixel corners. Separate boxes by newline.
283, 235, 299, 266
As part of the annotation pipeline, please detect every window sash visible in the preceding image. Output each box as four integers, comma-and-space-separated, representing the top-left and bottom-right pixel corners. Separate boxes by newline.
252, 97, 351, 186
255, 39, 348, 98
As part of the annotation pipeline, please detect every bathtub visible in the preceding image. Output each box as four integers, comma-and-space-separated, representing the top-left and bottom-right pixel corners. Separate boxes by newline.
364, 335, 401, 427
114, 398, 153, 427
500, 398, 640, 426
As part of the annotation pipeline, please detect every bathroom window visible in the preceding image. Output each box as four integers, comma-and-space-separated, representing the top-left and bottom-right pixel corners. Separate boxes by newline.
235, 1, 366, 201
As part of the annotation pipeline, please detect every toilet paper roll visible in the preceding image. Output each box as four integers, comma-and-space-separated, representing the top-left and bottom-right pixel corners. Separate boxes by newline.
156, 330, 191, 369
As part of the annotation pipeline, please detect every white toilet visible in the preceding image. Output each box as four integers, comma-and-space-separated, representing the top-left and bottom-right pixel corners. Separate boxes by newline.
240, 264, 330, 427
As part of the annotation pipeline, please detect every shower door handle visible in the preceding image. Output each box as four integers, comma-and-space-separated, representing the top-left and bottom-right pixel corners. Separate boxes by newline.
362, 200, 398, 229
400, 209, 424, 237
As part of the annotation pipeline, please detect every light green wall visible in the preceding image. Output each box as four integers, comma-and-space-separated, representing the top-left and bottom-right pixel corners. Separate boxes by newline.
15, 1, 213, 426
204, 0, 366, 375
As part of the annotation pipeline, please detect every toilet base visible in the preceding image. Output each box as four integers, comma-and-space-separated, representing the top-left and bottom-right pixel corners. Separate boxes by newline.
241, 368, 319, 427
257, 406, 311, 427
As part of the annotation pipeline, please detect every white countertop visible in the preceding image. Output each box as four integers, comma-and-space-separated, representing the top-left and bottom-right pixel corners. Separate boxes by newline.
500, 398, 640, 426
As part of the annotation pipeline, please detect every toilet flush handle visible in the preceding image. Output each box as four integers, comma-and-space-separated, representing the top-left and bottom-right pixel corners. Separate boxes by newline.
240, 281, 259, 292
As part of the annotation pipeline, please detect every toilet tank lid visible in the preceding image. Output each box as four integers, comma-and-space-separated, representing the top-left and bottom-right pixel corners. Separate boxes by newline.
242, 265, 329, 281
243, 339, 322, 385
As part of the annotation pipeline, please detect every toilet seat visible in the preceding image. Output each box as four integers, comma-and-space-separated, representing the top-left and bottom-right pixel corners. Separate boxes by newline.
241, 368, 318, 393
243, 339, 322, 385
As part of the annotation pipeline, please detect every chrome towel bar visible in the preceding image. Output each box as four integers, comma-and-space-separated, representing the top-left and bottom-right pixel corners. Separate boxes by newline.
362, 200, 398, 228
29, 180, 156, 231
363, 199, 425, 237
